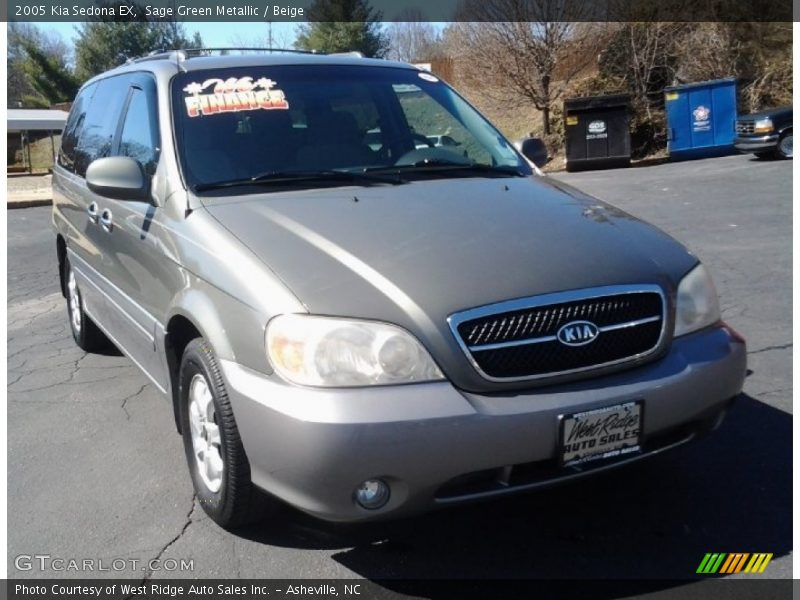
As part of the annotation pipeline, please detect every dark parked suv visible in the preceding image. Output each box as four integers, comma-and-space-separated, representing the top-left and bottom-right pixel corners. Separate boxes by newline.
52, 49, 747, 529
735, 106, 793, 159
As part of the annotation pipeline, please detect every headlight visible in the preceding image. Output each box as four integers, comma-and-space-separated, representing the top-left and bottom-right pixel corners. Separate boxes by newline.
753, 118, 774, 133
266, 314, 444, 387
674, 264, 721, 337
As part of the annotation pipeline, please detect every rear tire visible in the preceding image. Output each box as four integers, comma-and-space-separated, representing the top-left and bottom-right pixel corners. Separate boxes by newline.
64, 258, 108, 352
776, 131, 792, 159
179, 338, 273, 528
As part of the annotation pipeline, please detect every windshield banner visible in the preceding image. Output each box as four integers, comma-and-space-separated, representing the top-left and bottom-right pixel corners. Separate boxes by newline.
183, 76, 289, 117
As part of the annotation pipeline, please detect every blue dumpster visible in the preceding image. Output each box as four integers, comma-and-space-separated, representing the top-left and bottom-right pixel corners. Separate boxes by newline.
664, 78, 737, 160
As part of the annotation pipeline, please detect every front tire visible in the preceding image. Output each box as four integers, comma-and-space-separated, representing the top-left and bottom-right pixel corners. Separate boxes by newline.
64, 258, 108, 352
776, 131, 793, 159
178, 338, 269, 528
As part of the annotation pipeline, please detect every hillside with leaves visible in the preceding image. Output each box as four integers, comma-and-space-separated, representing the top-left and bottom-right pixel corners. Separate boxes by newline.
437, 20, 792, 160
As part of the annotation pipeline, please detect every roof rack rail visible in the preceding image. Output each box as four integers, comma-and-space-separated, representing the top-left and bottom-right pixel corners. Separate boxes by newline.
125, 50, 185, 65
328, 51, 364, 58
181, 47, 321, 57
121, 47, 368, 69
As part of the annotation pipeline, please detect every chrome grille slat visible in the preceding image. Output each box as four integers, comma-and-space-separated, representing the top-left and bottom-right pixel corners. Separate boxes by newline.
448, 285, 668, 382
468, 314, 663, 351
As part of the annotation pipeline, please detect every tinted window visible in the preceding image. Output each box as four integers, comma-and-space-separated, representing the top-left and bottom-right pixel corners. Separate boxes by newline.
74, 75, 130, 176
58, 82, 96, 173
119, 87, 160, 175
172, 65, 529, 190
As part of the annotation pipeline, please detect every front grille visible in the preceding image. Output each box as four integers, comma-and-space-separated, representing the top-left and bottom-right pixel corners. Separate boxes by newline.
450, 287, 666, 381
736, 121, 755, 134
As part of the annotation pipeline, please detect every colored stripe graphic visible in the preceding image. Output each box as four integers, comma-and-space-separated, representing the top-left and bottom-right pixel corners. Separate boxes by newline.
744, 553, 773, 573
698, 553, 773, 574
719, 553, 750, 574
696, 554, 713, 573
697, 553, 726, 574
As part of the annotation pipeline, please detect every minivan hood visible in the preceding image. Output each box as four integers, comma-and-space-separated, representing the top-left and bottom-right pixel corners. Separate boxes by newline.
204, 176, 696, 391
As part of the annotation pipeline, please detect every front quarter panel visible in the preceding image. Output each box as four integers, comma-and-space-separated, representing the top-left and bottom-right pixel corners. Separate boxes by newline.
166, 277, 275, 373
161, 207, 305, 375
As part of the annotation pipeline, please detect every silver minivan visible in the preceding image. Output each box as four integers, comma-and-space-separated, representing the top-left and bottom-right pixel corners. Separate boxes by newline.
52, 50, 747, 528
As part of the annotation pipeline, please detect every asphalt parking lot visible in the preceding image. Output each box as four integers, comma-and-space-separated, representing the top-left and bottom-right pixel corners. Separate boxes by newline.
7, 153, 792, 590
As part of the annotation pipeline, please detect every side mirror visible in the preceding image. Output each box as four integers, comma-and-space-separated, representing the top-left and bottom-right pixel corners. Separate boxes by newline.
86, 157, 150, 201
517, 137, 549, 168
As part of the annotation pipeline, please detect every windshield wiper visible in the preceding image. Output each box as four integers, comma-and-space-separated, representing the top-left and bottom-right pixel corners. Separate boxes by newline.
193, 169, 405, 193
368, 161, 527, 178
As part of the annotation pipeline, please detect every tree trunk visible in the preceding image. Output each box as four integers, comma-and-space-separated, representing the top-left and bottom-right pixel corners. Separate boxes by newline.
542, 106, 551, 135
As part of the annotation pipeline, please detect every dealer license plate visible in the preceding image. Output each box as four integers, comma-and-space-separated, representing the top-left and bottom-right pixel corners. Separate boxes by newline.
560, 401, 642, 466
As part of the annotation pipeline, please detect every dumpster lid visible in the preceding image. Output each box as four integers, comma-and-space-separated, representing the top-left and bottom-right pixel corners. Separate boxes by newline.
563, 94, 631, 112
664, 77, 736, 92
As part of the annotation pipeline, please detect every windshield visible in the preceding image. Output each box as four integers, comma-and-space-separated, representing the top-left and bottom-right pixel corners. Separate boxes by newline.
172, 64, 531, 192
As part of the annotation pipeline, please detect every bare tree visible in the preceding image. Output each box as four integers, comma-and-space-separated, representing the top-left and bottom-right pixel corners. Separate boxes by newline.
596, 1, 693, 119
674, 23, 740, 84
619, 22, 687, 120
450, 0, 607, 134
228, 26, 295, 51
673, 22, 792, 112
386, 10, 442, 63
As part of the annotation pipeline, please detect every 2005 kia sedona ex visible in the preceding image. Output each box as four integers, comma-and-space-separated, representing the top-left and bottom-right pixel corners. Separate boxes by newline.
52, 50, 747, 528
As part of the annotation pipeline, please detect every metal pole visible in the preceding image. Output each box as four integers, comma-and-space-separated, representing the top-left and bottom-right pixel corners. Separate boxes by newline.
21, 131, 31, 173
50, 131, 56, 169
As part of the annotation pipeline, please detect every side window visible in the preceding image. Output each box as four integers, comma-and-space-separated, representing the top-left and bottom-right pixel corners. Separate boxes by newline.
74, 75, 130, 177
118, 86, 160, 176
58, 83, 96, 173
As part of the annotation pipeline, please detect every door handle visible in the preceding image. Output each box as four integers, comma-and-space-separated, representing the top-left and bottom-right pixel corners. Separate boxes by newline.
100, 208, 113, 232
87, 202, 99, 224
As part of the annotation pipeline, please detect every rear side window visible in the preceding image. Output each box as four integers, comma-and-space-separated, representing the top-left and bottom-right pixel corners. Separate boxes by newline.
73, 74, 130, 176
58, 83, 96, 173
119, 87, 160, 175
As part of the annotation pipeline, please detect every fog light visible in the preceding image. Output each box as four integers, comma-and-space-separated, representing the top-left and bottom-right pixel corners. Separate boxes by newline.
354, 479, 390, 510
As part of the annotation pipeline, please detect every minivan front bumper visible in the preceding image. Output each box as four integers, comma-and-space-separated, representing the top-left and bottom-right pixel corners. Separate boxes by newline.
221, 325, 746, 522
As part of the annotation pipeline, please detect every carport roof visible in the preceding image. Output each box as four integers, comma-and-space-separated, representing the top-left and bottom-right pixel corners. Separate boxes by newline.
8, 108, 69, 132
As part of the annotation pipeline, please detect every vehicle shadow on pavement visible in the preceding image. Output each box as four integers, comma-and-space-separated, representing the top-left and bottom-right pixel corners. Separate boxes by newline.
94, 344, 124, 357
237, 393, 790, 591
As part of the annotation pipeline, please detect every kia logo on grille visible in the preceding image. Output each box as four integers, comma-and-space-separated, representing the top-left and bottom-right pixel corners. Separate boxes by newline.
557, 320, 600, 347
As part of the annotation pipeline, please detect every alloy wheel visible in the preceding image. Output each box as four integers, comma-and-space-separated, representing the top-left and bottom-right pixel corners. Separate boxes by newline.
188, 373, 224, 493
67, 269, 82, 334
778, 134, 793, 158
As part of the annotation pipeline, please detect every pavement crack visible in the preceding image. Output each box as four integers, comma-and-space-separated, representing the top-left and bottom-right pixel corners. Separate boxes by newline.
67, 352, 90, 383
748, 342, 792, 356
232, 538, 242, 579
140, 496, 197, 584
754, 387, 791, 397
121, 385, 148, 420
